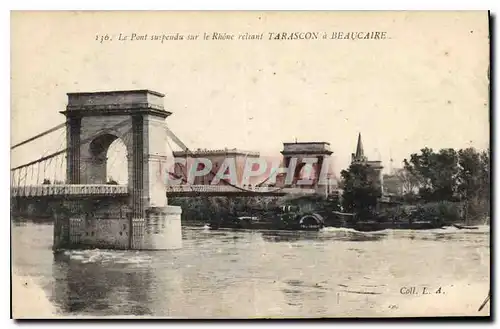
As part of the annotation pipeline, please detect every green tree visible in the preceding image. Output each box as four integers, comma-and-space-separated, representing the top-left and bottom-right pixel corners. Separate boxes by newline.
340, 163, 381, 218
394, 167, 420, 195
457, 147, 490, 222
479, 148, 490, 210
403, 148, 459, 202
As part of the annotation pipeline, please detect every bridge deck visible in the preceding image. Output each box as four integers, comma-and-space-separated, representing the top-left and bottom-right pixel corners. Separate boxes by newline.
166, 185, 316, 197
11, 184, 129, 198
11, 184, 316, 198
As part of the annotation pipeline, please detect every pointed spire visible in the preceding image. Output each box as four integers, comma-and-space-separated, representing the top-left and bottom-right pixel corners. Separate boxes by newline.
355, 133, 364, 159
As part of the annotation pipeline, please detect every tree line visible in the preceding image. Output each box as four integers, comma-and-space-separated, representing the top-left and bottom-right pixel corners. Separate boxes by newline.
340, 147, 490, 223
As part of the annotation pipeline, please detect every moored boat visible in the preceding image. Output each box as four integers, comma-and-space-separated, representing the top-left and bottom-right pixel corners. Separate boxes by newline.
207, 208, 325, 231
452, 223, 479, 230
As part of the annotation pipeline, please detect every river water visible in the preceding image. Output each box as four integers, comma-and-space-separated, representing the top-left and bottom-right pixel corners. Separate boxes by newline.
11, 221, 490, 318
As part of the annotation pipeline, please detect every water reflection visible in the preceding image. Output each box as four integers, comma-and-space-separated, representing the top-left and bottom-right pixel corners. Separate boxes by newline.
260, 231, 322, 243
51, 250, 155, 316
260, 230, 387, 243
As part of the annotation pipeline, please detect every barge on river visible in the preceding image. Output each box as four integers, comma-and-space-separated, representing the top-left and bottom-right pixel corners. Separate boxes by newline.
207, 207, 326, 231
206, 205, 443, 232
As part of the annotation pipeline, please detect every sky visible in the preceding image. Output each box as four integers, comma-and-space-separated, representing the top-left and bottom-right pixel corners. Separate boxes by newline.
10, 11, 490, 184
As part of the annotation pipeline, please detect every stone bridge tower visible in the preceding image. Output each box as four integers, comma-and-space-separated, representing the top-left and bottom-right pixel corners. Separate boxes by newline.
60, 90, 182, 250
280, 142, 334, 196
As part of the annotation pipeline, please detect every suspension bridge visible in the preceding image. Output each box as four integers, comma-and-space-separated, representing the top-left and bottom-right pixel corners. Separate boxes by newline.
10, 92, 317, 201
10, 89, 335, 250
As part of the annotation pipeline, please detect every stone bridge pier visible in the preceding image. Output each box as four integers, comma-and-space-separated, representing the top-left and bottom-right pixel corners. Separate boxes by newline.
54, 89, 182, 250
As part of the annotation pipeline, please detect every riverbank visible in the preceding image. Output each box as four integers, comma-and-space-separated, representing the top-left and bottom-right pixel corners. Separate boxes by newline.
11, 272, 57, 318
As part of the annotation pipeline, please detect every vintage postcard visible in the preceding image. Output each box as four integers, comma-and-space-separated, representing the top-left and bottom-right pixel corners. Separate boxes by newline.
10, 11, 490, 319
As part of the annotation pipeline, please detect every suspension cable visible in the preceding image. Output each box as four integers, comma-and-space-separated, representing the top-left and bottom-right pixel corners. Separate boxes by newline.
164, 125, 287, 195
16, 168, 21, 187
30, 165, 34, 186
164, 130, 198, 195
14, 119, 290, 195
11, 119, 130, 172
36, 162, 40, 185
59, 153, 65, 183
11, 122, 65, 150
21, 166, 28, 187
53, 131, 67, 184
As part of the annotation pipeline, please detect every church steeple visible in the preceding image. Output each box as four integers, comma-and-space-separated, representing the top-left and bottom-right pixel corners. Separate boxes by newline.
352, 133, 367, 163
355, 133, 364, 159
349, 132, 384, 196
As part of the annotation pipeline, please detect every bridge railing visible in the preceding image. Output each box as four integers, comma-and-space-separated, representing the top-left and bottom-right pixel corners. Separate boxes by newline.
11, 184, 317, 198
165, 185, 316, 195
166, 185, 278, 193
280, 187, 316, 195
10, 184, 129, 197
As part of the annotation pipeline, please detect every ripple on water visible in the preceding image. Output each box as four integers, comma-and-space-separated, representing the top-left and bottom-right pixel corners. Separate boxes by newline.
63, 249, 153, 266
12, 224, 490, 318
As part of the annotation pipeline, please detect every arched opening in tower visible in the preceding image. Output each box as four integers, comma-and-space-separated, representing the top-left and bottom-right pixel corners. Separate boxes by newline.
106, 139, 128, 185
293, 162, 317, 187
89, 134, 128, 185
298, 163, 317, 185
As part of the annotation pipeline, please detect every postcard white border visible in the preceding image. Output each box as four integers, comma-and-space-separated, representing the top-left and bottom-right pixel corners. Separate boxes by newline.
2, 1, 497, 327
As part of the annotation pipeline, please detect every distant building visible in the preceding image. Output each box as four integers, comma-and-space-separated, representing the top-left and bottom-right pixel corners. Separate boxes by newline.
172, 148, 260, 186
383, 170, 405, 196
350, 133, 384, 195
171, 142, 338, 197
277, 141, 337, 197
